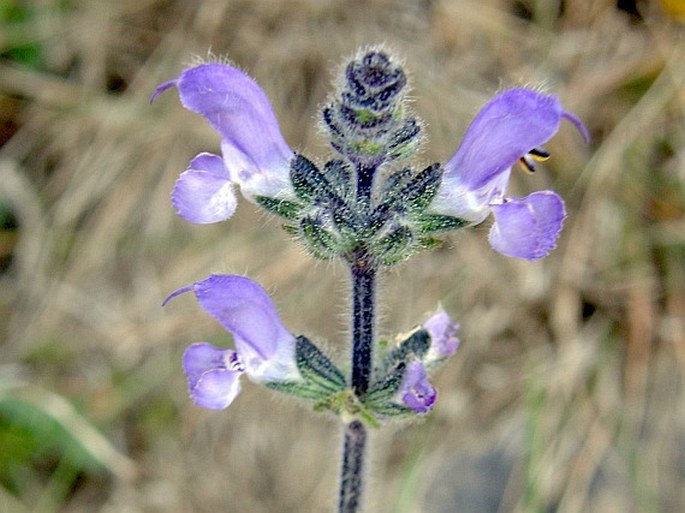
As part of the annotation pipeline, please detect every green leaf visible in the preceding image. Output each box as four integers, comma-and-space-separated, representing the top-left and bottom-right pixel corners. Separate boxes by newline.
358, 407, 382, 428
281, 224, 299, 235
290, 155, 359, 236
266, 336, 347, 403
379, 163, 441, 211
290, 154, 349, 207
300, 216, 339, 260
323, 159, 353, 197
265, 381, 335, 400
0, 390, 135, 495
364, 362, 406, 405
366, 401, 414, 418
403, 163, 443, 212
415, 214, 469, 234
371, 163, 443, 231
416, 236, 443, 250
0, 1, 42, 68
295, 336, 347, 391
370, 225, 414, 266
290, 154, 324, 202
380, 168, 413, 197
255, 196, 302, 221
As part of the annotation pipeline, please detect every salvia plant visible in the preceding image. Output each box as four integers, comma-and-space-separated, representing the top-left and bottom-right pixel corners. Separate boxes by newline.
152, 47, 587, 512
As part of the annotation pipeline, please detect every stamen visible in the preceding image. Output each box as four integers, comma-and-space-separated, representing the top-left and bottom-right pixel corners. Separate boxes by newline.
518, 155, 537, 174
226, 352, 245, 372
529, 147, 550, 161
518, 147, 551, 174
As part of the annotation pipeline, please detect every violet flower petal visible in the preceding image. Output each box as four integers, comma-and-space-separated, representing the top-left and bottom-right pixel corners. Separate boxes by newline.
155, 63, 295, 201
182, 343, 243, 410
400, 361, 437, 414
189, 369, 242, 410
488, 191, 566, 260
423, 309, 460, 363
172, 153, 237, 223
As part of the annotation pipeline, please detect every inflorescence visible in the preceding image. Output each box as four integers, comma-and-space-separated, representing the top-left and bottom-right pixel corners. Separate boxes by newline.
153, 47, 587, 422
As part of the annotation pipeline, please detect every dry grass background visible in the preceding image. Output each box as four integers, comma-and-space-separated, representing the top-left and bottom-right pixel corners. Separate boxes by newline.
0, 0, 684, 512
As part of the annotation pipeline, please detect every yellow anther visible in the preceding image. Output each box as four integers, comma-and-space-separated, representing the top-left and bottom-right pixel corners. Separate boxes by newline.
518, 148, 551, 174
529, 147, 551, 161
518, 155, 537, 174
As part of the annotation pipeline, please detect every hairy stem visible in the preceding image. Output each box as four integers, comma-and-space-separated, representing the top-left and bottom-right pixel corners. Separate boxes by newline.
338, 253, 377, 513
350, 159, 377, 395
338, 420, 367, 513
350, 256, 376, 395
338, 161, 379, 513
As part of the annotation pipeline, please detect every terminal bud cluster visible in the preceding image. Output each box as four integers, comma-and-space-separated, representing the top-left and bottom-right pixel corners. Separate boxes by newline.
258, 49, 466, 266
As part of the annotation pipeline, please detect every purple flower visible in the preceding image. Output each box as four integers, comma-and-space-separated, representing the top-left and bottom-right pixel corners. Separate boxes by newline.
164, 274, 300, 409
429, 88, 588, 260
152, 63, 296, 223
422, 309, 460, 365
400, 361, 437, 414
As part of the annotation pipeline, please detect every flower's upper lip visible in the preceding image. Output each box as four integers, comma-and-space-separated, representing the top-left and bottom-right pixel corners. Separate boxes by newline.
161, 284, 193, 307
562, 111, 590, 143
444, 88, 587, 190
161, 63, 293, 171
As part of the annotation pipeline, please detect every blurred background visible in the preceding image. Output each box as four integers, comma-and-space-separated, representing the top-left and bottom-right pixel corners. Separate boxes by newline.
1, 0, 684, 512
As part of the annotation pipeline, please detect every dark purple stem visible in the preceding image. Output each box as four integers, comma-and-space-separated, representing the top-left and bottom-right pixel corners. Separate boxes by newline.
350, 255, 376, 395
349, 160, 378, 396
337, 162, 379, 513
355, 163, 375, 212
338, 420, 367, 513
